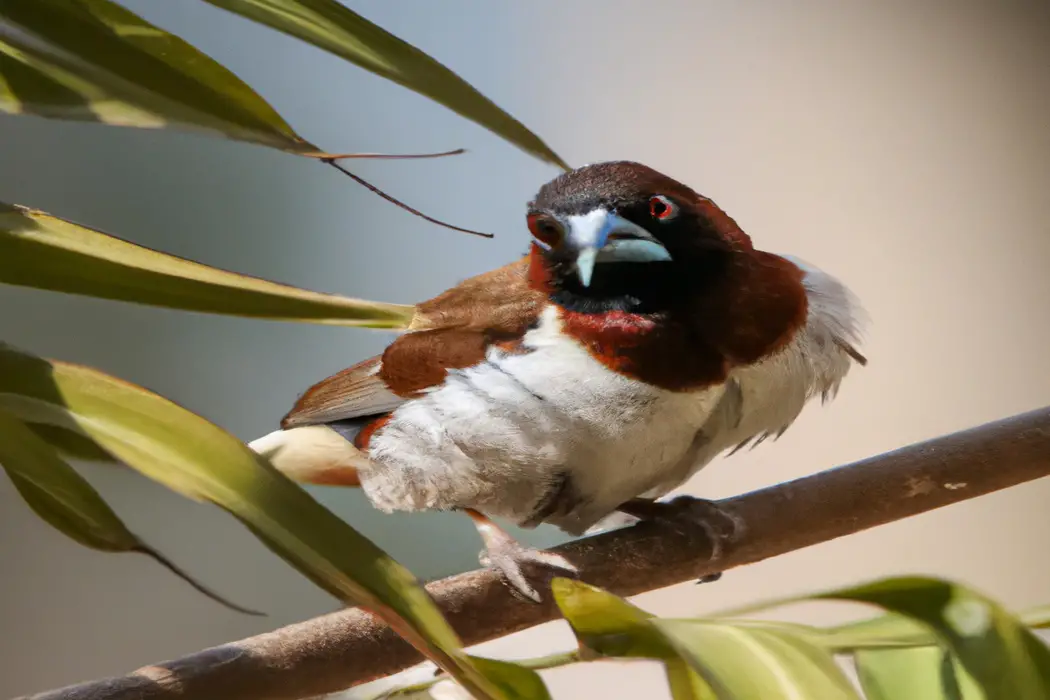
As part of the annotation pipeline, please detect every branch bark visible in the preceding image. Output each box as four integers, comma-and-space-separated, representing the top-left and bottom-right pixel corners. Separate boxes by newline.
22, 406, 1050, 700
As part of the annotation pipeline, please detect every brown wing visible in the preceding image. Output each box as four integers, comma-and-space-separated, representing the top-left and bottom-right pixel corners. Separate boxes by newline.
281, 255, 545, 429
281, 356, 403, 428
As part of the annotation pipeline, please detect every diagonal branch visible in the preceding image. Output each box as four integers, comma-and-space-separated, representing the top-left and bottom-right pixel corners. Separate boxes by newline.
20, 406, 1050, 700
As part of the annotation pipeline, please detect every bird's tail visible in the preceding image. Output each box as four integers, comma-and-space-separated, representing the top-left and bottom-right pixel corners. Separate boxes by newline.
248, 425, 369, 487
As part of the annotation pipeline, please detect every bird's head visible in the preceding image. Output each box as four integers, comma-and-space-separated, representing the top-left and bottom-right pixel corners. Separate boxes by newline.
525, 161, 753, 310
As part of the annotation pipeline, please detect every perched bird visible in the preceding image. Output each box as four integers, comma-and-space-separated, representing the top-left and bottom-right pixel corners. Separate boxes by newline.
250, 161, 866, 601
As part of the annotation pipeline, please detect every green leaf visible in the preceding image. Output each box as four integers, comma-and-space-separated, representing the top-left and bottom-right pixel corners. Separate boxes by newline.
824, 605, 1050, 651
819, 578, 1050, 700
1023, 605, 1050, 629
0, 343, 504, 699
822, 613, 934, 650
551, 578, 675, 659
0, 202, 415, 328
855, 647, 982, 700
200, 0, 569, 170
469, 657, 552, 700
0, 0, 316, 152
24, 421, 116, 462
652, 620, 861, 700
664, 660, 717, 700
0, 408, 260, 614
725, 576, 1050, 700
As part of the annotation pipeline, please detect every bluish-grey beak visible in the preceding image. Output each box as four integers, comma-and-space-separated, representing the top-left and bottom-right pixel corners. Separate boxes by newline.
565, 209, 672, 287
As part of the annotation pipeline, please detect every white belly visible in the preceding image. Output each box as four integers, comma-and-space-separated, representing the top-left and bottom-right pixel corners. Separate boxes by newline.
362, 307, 725, 534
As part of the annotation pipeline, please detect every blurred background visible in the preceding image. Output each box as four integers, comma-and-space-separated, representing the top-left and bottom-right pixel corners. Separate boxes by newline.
2, 1, 1050, 697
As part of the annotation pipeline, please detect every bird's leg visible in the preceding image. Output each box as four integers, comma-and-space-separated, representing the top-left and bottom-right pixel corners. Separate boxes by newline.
464, 509, 578, 603
617, 495, 744, 581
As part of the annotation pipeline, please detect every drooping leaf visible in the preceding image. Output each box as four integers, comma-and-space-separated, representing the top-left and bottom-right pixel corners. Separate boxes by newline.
551, 578, 675, 659
819, 578, 1050, 699
0, 343, 505, 699
375, 652, 578, 700
664, 660, 717, 700
822, 605, 1050, 651
1023, 605, 1050, 629
855, 647, 982, 700
468, 657, 552, 700
200, 0, 569, 170
0, 202, 416, 328
0, 408, 260, 614
0, 0, 317, 153
652, 620, 861, 700
24, 421, 115, 462
724, 576, 1050, 700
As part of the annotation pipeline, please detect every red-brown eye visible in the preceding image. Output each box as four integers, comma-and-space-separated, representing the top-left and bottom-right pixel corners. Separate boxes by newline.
527, 213, 564, 247
649, 195, 677, 221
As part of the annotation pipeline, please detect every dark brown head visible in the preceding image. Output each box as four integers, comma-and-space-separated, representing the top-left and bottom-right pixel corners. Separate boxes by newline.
526, 161, 754, 312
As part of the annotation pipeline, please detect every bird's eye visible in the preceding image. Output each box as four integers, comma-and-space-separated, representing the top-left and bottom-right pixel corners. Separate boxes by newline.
649, 195, 677, 221
527, 213, 564, 248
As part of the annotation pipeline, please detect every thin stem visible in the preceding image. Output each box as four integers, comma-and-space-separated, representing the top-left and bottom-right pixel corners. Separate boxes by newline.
321, 159, 494, 238
307, 148, 467, 160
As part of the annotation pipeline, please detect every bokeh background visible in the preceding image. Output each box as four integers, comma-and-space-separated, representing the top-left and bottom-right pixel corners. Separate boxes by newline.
3, 1, 1050, 698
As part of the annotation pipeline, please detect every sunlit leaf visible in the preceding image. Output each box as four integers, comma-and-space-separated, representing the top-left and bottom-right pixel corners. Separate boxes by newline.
0, 408, 259, 614
0, 343, 504, 699
725, 576, 1050, 699
200, 0, 569, 169
551, 578, 675, 659
469, 657, 552, 700
0, 0, 317, 152
24, 421, 115, 462
652, 620, 861, 700
820, 578, 1050, 699
664, 660, 717, 700
855, 647, 982, 700
1023, 605, 1050, 630
822, 605, 1050, 651
0, 202, 416, 328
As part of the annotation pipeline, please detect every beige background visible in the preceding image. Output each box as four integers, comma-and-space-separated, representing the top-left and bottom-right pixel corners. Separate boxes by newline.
2, 2, 1049, 698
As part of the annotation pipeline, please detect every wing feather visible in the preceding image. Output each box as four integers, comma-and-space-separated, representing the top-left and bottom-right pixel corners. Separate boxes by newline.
281, 356, 404, 429
279, 256, 544, 430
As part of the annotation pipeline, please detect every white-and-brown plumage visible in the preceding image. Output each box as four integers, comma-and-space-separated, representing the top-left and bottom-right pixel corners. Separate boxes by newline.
249, 161, 866, 599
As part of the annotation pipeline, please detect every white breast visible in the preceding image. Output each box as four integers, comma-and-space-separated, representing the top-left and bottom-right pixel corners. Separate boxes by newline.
588, 257, 866, 533
363, 259, 864, 537
361, 305, 726, 534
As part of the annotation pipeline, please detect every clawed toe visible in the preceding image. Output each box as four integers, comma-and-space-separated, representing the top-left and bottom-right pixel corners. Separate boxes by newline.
619, 495, 745, 562
466, 509, 578, 603
481, 541, 578, 603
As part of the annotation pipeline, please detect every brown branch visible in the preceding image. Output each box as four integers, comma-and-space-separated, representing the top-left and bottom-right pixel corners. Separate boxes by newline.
21, 406, 1050, 700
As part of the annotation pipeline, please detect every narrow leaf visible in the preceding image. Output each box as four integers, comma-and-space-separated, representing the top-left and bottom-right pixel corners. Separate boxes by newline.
653, 620, 861, 700
0, 409, 259, 614
201, 0, 569, 169
0, 0, 316, 152
855, 647, 982, 700
551, 578, 675, 659
664, 660, 717, 700
0, 202, 416, 328
0, 343, 503, 699
469, 657, 552, 700
723, 576, 1050, 700
820, 578, 1050, 700
24, 421, 115, 462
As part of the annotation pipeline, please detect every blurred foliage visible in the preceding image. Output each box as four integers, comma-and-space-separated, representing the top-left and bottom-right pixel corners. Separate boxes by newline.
0, 2, 1045, 699
371, 578, 1050, 699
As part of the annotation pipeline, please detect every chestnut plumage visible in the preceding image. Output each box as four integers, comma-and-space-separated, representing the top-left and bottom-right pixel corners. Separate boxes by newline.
250, 161, 866, 601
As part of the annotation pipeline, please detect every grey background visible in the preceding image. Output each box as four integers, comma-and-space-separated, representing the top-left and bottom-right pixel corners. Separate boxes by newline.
3, 2, 1050, 698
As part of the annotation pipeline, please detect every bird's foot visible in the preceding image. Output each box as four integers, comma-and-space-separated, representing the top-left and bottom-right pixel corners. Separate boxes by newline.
618, 495, 745, 581
478, 535, 578, 604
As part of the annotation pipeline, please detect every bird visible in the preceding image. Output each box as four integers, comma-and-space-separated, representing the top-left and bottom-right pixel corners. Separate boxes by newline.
249, 160, 867, 601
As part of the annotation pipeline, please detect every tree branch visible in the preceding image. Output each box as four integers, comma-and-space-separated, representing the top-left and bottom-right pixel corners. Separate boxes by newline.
21, 406, 1050, 700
